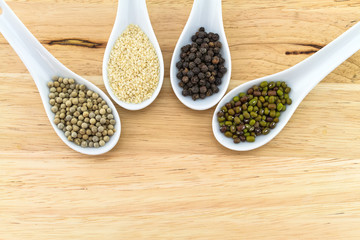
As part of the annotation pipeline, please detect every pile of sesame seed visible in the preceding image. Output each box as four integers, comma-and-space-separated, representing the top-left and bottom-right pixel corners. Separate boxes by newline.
107, 24, 160, 104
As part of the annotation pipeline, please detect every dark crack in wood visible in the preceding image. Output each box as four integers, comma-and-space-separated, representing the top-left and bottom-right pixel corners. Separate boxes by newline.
47, 39, 103, 48
286, 43, 323, 55
285, 50, 318, 55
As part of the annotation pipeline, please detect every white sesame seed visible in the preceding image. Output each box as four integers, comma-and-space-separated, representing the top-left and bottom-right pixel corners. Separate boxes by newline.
107, 24, 160, 104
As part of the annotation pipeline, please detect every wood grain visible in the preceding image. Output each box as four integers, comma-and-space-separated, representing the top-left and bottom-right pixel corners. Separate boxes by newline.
1, 0, 360, 239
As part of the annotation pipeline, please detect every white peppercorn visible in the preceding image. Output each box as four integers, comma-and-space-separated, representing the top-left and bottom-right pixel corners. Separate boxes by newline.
99, 109, 106, 115
48, 76, 116, 148
51, 106, 58, 113
57, 123, 64, 130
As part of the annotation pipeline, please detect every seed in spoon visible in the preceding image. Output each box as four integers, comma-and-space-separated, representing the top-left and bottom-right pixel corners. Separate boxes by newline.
47, 76, 116, 148
176, 27, 227, 100
107, 24, 160, 104
217, 81, 292, 144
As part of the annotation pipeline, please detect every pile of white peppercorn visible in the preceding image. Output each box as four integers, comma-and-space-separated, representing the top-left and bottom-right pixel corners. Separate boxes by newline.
48, 76, 116, 148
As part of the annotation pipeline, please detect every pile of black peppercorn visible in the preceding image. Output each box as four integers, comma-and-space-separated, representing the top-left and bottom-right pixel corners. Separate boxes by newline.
176, 27, 227, 100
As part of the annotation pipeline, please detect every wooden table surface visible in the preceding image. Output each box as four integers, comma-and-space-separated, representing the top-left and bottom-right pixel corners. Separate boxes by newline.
1, 0, 360, 239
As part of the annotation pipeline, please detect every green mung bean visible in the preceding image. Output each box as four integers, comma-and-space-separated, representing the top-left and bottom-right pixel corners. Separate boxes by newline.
217, 81, 292, 144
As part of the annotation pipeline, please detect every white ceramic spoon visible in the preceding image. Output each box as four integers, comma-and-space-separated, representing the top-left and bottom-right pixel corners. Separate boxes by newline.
213, 21, 360, 151
170, 0, 231, 111
0, 0, 121, 155
103, 0, 164, 111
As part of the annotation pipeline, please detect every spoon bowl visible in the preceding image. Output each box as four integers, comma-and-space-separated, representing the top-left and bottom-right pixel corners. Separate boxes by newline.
102, 0, 164, 111
213, 21, 360, 151
170, 0, 231, 110
0, 0, 121, 155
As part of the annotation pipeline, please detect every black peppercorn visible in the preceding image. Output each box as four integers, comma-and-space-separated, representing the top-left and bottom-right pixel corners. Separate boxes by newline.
205, 55, 212, 63
201, 65, 208, 73
198, 72, 205, 79
187, 71, 194, 78
193, 67, 200, 74
219, 66, 227, 74
199, 79, 206, 86
201, 43, 208, 49
215, 78, 222, 86
182, 89, 190, 96
192, 93, 200, 101
198, 31, 206, 38
212, 56, 220, 65
191, 85, 199, 94
191, 76, 199, 84
196, 38, 203, 44
176, 72, 182, 79
183, 45, 190, 52
212, 33, 219, 41
200, 86, 207, 94
189, 53, 196, 61
212, 85, 219, 93
205, 82, 211, 89
189, 62, 196, 69
176, 61, 183, 69
182, 76, 189, 83
176, 27, 227, 101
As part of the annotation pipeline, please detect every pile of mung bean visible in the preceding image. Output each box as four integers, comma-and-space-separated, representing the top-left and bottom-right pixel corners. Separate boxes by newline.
217, 81, 292, 143
48, 76, 116, 148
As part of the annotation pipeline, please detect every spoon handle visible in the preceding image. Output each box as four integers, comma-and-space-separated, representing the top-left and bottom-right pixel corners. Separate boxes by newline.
286, 22, 360, 93
116, 0, 147, 24
190, 0, 223, 29
0, 0, 58, 84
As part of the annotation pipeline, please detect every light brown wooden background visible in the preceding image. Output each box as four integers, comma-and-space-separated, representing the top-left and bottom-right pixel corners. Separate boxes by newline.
1, 0, 360, 239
